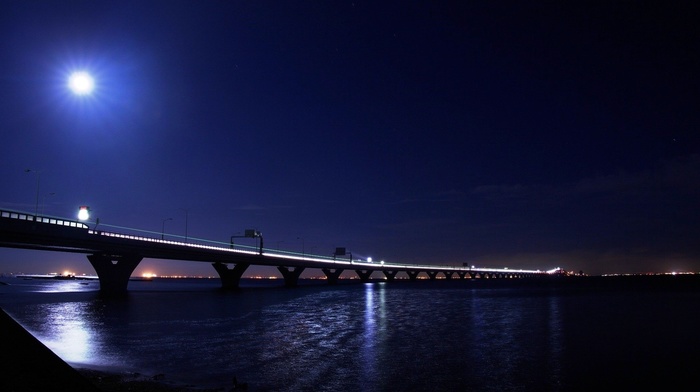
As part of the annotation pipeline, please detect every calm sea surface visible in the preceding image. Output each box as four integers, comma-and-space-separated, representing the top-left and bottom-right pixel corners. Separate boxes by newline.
1, 275, 699, 391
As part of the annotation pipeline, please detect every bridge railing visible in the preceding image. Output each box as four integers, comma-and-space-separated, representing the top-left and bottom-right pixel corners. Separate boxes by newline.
90, 229, 262, 255
1, 209, 90, 229
1, 209, 551, 274
86, 220, 346, 262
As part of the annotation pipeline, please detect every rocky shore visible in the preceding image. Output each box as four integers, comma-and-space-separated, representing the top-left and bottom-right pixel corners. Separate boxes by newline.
76, 369, 226, 391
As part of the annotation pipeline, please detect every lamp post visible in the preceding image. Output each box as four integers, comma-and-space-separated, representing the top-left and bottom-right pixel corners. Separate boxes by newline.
161, 218, 172, 240
178, 208, 189, 242
24, 169, 40, 217
297, 237, 305, 258
78, 206, 90, 221
41, 192, 55, 215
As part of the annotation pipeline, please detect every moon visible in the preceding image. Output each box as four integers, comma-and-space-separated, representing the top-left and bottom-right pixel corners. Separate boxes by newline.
67, 71, 95, 95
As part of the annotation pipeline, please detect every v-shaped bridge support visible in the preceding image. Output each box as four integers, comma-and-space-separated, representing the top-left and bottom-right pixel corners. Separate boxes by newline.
87, 253, 143, 296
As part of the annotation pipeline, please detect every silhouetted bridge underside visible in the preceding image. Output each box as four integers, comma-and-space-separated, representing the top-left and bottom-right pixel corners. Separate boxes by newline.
0, 210, 552, 295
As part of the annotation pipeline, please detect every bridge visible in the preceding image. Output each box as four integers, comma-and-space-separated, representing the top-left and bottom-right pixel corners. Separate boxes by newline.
0, 209, 555, 294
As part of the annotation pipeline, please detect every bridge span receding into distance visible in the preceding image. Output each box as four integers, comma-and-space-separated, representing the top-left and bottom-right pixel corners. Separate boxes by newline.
0, 209, 558, 294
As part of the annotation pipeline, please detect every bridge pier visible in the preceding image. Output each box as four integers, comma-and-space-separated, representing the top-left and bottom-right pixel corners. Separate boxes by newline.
406, 270, 420, 281
355, 270, 373, 282
443, 271, 454, 279
87, 253, 143, 295
321, 268, 344, 284
457, 271, 467, 279
278, 266, 305, 287
212, 262, 250, 290
426, 271, 439, 280
382, 270, 398, 281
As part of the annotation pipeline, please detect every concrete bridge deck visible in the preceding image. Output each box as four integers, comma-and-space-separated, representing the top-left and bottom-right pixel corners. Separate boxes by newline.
0, 209, 555, 294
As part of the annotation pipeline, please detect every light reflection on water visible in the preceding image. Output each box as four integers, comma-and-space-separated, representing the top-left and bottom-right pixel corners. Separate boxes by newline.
32, 302, 102, 365
547, 294, 563, 389
361, 283, 381, 383
255, 288, 364, 390
35, 280, 100, 293
1, 279, 570, 391
0, 278, 573, 391
4, 278, 697, 391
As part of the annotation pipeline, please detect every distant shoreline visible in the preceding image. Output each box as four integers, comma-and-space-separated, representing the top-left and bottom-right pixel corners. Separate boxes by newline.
3, 273, 700, 283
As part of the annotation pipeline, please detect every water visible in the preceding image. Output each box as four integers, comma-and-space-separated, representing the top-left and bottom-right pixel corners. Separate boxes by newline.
1, 276, 699, 391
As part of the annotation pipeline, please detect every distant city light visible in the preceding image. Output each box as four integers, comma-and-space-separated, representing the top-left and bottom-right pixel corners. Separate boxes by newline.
68, 71, 95, 95
77, 206, 90, 221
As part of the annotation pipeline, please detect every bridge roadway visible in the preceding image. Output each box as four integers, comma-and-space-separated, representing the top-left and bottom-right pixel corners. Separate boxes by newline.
0, 209, 552, 294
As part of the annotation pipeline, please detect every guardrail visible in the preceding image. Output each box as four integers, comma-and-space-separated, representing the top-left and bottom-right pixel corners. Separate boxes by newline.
1, 208, 550, 274
1, 209, 89, 229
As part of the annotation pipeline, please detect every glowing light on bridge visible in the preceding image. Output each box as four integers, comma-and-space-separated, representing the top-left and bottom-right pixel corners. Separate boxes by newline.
142, 272, 157, 278
78, 206, 90, 221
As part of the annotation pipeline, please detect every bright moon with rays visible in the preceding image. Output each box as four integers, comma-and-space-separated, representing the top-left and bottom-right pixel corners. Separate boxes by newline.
67, 71, 95, 95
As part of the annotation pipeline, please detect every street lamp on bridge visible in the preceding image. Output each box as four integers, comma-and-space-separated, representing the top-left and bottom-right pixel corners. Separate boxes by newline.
179, 208, 189, 242
161, 217, 172, 240
41, 192, 55, 215
78, 206, 90, 221
24, 169, 40, 216
297, 237, 304, 258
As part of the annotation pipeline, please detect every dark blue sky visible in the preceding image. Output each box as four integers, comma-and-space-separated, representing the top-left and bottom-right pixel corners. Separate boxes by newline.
1, 1, 698, 277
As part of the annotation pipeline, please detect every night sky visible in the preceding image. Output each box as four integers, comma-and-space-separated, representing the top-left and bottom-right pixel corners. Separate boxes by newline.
1, 1, 698, 277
